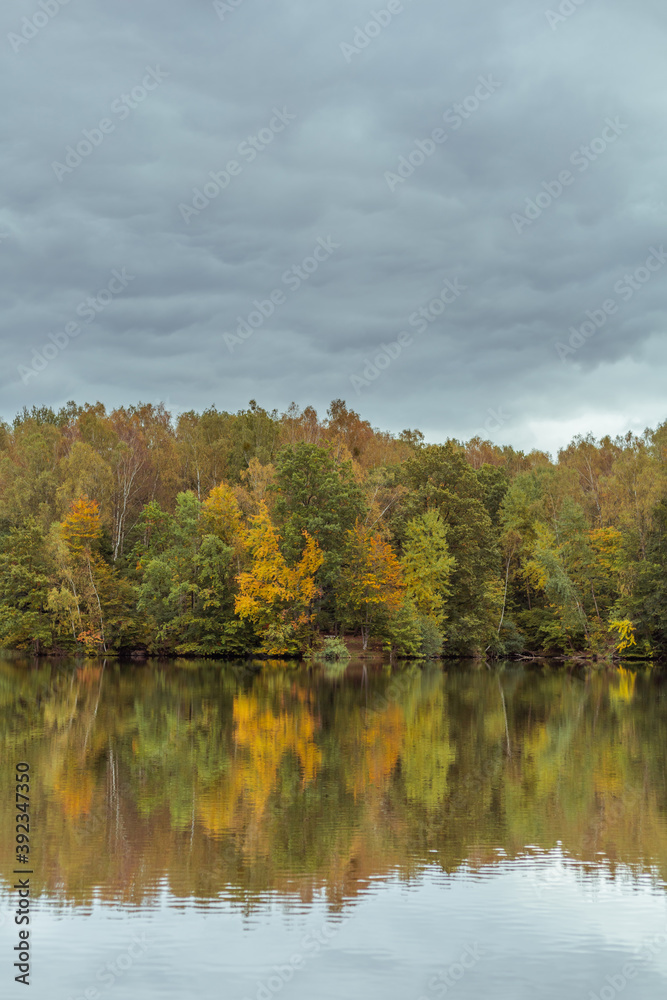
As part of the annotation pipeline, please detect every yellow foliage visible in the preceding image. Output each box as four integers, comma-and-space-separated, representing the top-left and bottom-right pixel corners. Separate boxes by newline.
345, 704, 404, 801
342, 524, 405, 612
197, 691, 322, 835
608, 619, 637, 655
609, 666, 636, 705
200, 482, 244, 549
522, 525, 554, 593
62, 495, 102, 554
588, 527, 623, 573
235, 503, 324, 654
53, 767, 95, 818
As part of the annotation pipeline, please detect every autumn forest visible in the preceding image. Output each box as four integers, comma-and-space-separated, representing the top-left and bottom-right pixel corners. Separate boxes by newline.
1, 398, 665, 660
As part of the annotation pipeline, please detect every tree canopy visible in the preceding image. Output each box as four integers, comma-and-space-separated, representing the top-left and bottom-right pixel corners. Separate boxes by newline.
0, 402, 666, 659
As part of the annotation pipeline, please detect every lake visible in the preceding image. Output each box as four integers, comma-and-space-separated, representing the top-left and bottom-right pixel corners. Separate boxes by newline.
1, 656, 666, 999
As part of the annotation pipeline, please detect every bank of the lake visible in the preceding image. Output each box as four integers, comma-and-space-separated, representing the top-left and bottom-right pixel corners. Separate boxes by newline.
3, 404, 667, 666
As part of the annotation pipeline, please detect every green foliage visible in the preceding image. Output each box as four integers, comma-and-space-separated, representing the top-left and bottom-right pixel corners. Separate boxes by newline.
319, 637, 351, 661
135, 492, 249, 656
401, 510, 455, 625
0, 400, 666, 659
0, 519, 54, 652
416, 614, 444, 659
273, 443, 367, 627
382, 599, 423, 657
476, 464, 510, 525
395, 443, 498, 653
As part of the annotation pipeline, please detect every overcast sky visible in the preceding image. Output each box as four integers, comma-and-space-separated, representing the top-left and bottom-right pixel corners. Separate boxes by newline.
1, 0, 666, 455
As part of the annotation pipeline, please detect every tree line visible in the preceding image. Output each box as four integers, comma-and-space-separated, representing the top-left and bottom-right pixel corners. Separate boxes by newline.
1, 397, 666, 659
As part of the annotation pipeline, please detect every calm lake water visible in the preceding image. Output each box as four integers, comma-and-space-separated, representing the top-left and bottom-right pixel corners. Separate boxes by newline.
1, 656, 667, 999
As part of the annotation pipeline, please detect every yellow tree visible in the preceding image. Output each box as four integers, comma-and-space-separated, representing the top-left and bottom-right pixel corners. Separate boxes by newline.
59, 495, 107, 653
235, 502, 323, 655
338, 524, 406, 650
56, 495, 136, 654
608, 619, 637, 656
200, 482, 244, 564
62, 494, 104, 553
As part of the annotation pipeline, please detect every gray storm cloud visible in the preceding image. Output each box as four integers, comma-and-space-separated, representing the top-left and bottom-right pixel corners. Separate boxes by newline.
1, 0, 666, 454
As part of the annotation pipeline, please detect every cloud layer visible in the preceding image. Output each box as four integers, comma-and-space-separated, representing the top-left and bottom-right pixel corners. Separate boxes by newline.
2, 0, 666, 454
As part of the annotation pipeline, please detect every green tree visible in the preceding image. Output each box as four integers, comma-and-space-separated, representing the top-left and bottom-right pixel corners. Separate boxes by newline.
400, 511, 456, 656
273, 443, 367, 625
0, 519, 55, 652
395, 443, 498, 653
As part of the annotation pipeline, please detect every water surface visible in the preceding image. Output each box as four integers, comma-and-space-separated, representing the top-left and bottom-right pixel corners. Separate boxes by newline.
1, 656, 666, 998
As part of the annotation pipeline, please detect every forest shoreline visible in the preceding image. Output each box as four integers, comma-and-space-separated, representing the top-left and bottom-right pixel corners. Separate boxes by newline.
1, 646, 660, 666
2, 399, 665, 663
